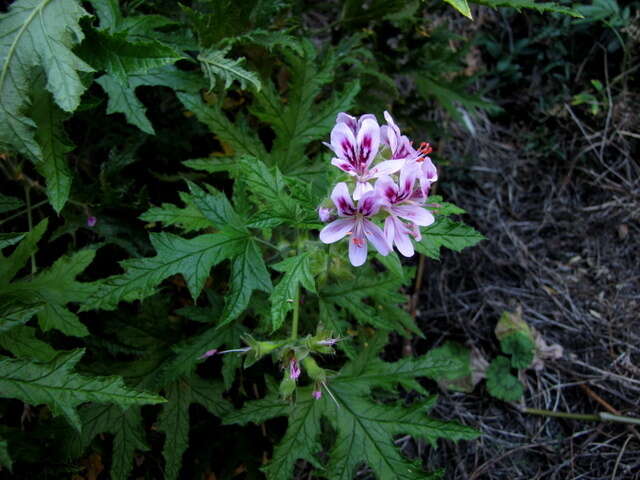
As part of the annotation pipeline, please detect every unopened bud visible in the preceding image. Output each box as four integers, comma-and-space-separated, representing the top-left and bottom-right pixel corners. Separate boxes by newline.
279, 377, 296, 398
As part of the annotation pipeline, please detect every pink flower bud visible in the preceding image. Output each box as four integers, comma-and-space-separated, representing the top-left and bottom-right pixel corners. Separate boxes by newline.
289, 358, 301, 381
312, 390, 322, 400
200, 349, 218, 359
87, 216, 97, 227
318, 207, 333, 222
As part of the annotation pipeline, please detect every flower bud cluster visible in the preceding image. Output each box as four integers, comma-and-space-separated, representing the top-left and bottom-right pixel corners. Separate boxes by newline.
318, 112, 438, 267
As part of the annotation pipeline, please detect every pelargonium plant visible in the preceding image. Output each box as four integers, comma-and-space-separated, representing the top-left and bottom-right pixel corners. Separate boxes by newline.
0, 0, 489, 475
319, 112, 438, 266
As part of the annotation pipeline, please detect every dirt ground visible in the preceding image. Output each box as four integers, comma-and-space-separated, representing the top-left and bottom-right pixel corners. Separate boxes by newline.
412, 88, 639, 478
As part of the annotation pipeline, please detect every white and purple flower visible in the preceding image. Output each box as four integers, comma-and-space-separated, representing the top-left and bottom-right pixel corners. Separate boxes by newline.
319, 111, 439, 266
328, 113, 404, 200
319, 183, 391, 267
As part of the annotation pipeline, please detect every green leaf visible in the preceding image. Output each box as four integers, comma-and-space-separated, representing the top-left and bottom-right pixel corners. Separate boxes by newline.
198, 46, 261, 91
84, 230, 246, 311
0, 0, 93, 160
0, 193, 24, 214
486, 356, 524, 402
96, 65, 205, 134
158, 375, 231, 480
177, 92, 268, 159
0, 349, 165, 431
68, 404, 149, 480
416, 218, 484, 260
4, 249, 99, 337
426, 196, 466, 216
0, 299, 43, 333
186, 181, 246, 232
443, 0, 473, 18
250, 40, 361, 172
159, 322, 244, 385
0, 325, 57, 362
0, 233, 26, 249
495, 310, 535, 369
237, 156, 318, 229
0, 438, 12, 472
470, 0, 583, 17
415, 76, 499, 127
139, 192, 210, 233
270, 252, 316, 332
319, 272, 421, 337
78, 29, 183, 85
225, 348, 478, 479
0, 218, 47, 284
219, 238, 272, 328
31, 84, 74, 213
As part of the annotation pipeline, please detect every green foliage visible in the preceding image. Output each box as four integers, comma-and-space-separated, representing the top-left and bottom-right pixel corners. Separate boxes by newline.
486, 356, 524, 402
198, 47, 261, 91
0, 194, 24, 214
226, 341, 478, 479
0, 0, 92, 160
496, 311, 535, 369
470, 0, 583, 17
84, 229, 246, 310
158, 376, 231, 480
0, 349, 165, 431
415, 218, 485, 260
270, 252, 316, 332
0, 0, 513, 475
443, 0, 473, 18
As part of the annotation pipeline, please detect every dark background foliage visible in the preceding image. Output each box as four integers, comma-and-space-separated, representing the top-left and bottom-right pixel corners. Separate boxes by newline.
0, 0, 638, 478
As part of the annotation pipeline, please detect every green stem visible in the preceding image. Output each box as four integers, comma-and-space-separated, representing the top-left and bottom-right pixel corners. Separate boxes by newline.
24, 186, 36, 274
291, 286, 300, 340
524, 408, 640, 425
524, 408, 600, 422
0, 200, 48, 226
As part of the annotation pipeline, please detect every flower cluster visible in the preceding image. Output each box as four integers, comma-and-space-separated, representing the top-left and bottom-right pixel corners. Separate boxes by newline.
319, 111, 438, 266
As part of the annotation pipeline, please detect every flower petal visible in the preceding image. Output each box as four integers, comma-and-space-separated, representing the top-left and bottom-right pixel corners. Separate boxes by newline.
384, 216, 395, 247
391, 204, 435, 226
369, 159, 405, 179
374, 175, 398, 204
331, 182, 355, 216
331, 157, 356, 175
363, 219, 391, 256
393, 220, 415, 257
348, 226, 368, 267
330, 122, 357, 164
319, 218, 354, 244
357, 189, 381, 216
336, 112, 357, 133
353, 180, 373, 201
356, 117, 380, 169
398, 162, 417, 198
380, 125, 397, 152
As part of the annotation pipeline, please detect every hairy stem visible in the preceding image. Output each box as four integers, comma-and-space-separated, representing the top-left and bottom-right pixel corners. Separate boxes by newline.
291, 286, 300, 340
524, 408, 640, 425
24, 185, 36, 274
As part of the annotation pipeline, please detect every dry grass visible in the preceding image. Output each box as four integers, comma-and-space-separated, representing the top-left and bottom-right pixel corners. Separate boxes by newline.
412, 85, 640, 478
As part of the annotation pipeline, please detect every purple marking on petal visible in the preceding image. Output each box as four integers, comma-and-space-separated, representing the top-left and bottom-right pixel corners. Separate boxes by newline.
331, 182, 355, 215
331, 122, 357, 165
356, 118, 380, 169
357, 190, 380, 216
